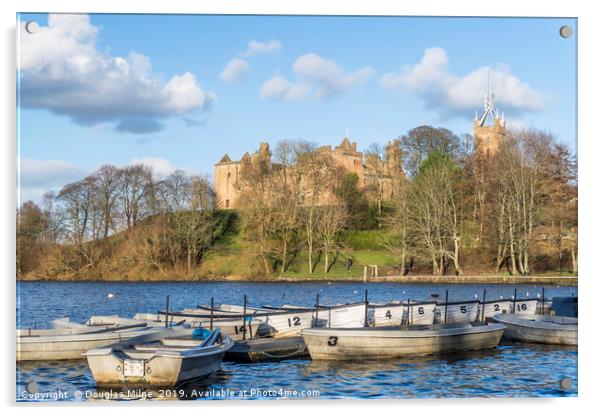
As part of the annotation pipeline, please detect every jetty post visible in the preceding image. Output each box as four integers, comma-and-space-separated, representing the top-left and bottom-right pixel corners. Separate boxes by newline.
512, 287, 518, 313
315, 293, 320, 328
481, 289, 487, 321
540, 287, 545, 315
243, 294, 247, 340
164, 295, 170, 328
364, 289, 369, 327
444, 290, 449, 324
210, 297, 214, 330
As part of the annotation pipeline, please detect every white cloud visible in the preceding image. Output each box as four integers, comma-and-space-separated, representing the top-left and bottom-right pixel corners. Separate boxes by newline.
260, 76, 310, 100
241, 39, 282, 57
219, 58, 250, 83
129, 157, 196, 179
19, 159, 83, 188
260, 53, 374, 101
19, 14, 215, 134
18, 159, 84, 204
380, 47, 545, 117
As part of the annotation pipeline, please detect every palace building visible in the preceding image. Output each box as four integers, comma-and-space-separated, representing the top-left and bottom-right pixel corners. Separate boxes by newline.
214, 86, 506, 209
213, 137, 403, 209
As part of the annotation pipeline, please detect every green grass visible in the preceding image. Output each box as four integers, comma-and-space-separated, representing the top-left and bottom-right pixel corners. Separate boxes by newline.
279, 249, 398, 280
345, 229, 391, 250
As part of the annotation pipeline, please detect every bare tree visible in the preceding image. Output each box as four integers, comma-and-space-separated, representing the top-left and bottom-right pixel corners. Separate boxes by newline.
120, 164, 154, 229
237, 153, 278, 275
298, 150, 336, 274
93, 165, 121, 242
408, 150, 464, 275
316, 204, 348, 273
364, 142, 387, 221
271, 141, 314, 273
383, 178, 412, 274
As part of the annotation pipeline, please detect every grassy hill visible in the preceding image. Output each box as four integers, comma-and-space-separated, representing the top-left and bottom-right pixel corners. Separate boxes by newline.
18, 210, 576, 282
198, 228, 399, 280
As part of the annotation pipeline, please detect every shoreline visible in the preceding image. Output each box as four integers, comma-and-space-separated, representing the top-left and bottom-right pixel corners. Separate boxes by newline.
16, 274, 578, 286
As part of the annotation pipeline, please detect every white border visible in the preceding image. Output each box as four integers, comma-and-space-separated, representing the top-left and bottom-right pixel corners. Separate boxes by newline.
2, 1, 599, 414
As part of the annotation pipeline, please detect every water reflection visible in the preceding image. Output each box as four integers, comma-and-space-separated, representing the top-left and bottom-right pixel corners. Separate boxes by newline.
304, 347, 503, 376
88, 372, 232, 401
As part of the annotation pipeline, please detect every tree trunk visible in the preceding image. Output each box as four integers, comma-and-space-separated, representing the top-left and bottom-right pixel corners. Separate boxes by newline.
496, 243, 507, 272
308, 241, 313, 274
508, 214, 518, 275
453, 236, 463, 275
571, 248, 578, 274
281, 238, 287, 274
261, 254, 271, 276
324, 251, 329, 274
187, 248, 192, 274
431, 253, 438, 276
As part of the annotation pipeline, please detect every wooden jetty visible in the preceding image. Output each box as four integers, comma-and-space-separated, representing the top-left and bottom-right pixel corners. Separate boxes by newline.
224, 336, 308, 363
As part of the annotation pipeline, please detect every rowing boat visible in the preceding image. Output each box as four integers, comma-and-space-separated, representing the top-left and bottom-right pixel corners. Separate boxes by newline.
301, 322, 505, 360
436, 300, 480, 323
370, 301, 436, 326
17, 318, 167, 361
84, 328, 233, 387
509, 298, 539, 315
478, 300, 512, 320
491, 314, 577, 345
133, 312, 262, 341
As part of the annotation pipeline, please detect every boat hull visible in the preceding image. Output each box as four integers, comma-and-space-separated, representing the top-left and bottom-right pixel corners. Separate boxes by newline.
301, 323, 505, 360
16, 328, 165, 362
436, 301, 480, 323
479, 301, 511, 320
86, 348, 227, 387
84, 330, 233, 387
134, 313, 261, 341
509, 299, 539, 315
317, 303, 367, 328
225, 336, 308, 363
491, 314, 577, 346
371, 302, 436, 326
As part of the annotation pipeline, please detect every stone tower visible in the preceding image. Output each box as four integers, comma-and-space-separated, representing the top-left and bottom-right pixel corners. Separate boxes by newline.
474, 78, 506, 156
213, 142, 273, 209
213, 153, 241, 209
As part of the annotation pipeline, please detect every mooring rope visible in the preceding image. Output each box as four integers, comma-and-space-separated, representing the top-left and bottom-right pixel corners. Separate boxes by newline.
254, 345, 307, 359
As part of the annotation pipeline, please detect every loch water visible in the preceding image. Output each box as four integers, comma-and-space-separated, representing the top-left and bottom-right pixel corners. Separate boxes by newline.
16, 281, 578, 401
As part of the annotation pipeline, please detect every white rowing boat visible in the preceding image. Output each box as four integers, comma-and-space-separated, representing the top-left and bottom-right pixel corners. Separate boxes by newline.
316, 302, 367, 328
370, 301, 436, 326
435, 300, 480, 323
509, 298, 539, 315
84, 328, 233, 387
17, 318, 167, 361
491, 314, 577, 345
133, 311, 262, 341
301, 322, 506, 360
263, 302, 367, 328
478, 300, 512, 320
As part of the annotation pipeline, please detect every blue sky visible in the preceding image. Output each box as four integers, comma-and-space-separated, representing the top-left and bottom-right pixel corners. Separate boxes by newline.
17, 13, 577, 203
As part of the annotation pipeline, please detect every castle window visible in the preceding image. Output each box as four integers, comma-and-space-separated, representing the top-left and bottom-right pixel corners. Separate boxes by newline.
225, 199, 230, 208
227, 172, 231, 188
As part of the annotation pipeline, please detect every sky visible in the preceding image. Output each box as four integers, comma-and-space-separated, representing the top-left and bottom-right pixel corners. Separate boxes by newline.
17, 13, 577, 204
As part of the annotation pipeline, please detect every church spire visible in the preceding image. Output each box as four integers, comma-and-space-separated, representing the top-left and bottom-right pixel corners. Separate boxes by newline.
477, 69, 498, 127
